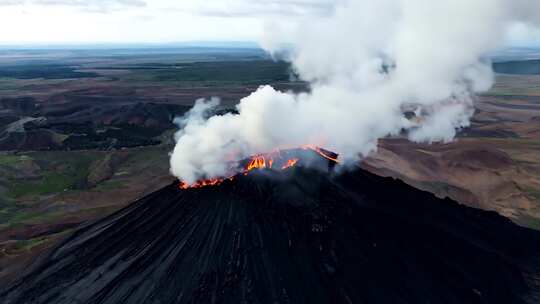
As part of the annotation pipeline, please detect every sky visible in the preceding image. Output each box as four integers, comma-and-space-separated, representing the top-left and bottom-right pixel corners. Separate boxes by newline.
0, 0, 539, 46
0, 0, 335, 44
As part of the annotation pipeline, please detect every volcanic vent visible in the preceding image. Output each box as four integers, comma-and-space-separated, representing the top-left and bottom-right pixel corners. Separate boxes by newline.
2, 149, 540, 304
179, 146, 339, 189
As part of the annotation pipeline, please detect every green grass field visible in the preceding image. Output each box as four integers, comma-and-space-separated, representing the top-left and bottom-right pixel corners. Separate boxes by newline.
5, 152, 96, 199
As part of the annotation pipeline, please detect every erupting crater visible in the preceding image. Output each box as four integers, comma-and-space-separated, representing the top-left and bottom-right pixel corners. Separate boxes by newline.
179, 146, 339, 189
3, 149, 539, 304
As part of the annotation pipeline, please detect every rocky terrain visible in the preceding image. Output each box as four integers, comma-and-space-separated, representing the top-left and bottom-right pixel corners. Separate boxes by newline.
365, 74, 540, 229
0, 49, 539, 287
2, 154, 539, 303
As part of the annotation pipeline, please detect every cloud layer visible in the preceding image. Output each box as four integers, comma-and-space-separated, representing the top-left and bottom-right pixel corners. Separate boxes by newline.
0, 0, 332, 15
184, 0, 337, 17
0, 0, 145, 11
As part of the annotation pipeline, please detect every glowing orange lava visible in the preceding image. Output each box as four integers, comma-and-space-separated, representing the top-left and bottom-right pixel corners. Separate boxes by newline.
281, 158, 299, 169
302, 145, 341, 163
247, 156, 267, 170
179, 146, 339, 189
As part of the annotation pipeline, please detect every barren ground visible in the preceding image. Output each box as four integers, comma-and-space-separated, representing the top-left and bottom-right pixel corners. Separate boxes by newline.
0, 49, 538, 285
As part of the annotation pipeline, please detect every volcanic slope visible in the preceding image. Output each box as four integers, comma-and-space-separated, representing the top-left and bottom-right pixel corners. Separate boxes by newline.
2, 154, 540, 304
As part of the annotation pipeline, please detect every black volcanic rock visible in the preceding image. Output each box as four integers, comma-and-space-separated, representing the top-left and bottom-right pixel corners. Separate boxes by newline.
2, 160, 539, 303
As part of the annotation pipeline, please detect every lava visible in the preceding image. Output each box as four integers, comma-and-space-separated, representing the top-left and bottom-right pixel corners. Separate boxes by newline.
246, 156, 267, 171
179, 178, 231, 190
179, 146, 339, 189
302, 145, 340, 163
281, 158, 299, 169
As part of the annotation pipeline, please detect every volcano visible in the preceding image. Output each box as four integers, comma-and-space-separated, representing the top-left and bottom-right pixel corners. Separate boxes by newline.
2, 149, 540, 304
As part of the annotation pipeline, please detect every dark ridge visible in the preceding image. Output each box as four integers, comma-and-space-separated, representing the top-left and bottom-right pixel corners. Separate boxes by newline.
2, 161, 539, 304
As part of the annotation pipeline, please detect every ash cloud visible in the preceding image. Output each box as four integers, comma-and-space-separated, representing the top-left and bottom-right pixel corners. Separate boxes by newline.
171, 0, 540, 184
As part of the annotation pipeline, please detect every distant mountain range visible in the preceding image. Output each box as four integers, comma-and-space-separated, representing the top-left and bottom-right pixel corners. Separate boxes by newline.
0, 41, 261, 50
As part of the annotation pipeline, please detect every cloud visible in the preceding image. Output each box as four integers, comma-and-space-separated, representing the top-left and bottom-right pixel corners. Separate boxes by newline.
0, 0, 335, 16
177, 0, 338, 18
0, 0, 24, 5
505, 22, 540, 46
0, 0, 145, 12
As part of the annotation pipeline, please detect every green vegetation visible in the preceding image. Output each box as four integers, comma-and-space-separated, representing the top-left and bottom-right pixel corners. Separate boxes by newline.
2, 209, 61, 229
8, 172, 73, 198
0, 64, 98, 80
9, 237, 49, 253
0, 146, 170, 231
525, 189, 540, 231
117, 146, 169, 174
526, 187, 540, 202
524, 216, 540, 231
147, 60, 293, 84
5, 151, 99, 199
2, 228, 76, 256
0, 154, 24, 166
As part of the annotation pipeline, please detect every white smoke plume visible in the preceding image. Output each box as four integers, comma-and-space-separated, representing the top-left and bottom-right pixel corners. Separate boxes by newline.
171, 0, 540, 184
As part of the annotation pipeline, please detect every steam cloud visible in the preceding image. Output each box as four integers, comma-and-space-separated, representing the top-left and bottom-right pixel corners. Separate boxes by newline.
171, 0, 540, 184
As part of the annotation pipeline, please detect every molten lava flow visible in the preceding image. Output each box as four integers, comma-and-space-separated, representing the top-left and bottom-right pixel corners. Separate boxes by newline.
179, 146, 339, 189
302, 145, 340, 163
179, 178, 231, 189
281, 158, 299, 169
247, 156, 266, 170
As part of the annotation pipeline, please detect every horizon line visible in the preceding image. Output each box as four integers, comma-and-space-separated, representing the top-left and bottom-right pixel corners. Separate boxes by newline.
0, 41, 263, 50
